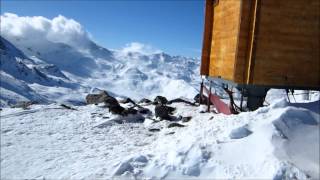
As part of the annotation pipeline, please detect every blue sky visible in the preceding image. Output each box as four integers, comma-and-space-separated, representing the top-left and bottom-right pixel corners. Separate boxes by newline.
1, 0, 205, 57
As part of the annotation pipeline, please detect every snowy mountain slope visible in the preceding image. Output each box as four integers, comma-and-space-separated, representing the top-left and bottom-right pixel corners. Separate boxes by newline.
0, 14, 200, 106
0, 13, 201, 106
0, 33, 200, 106
1, 97, 319, 179
7, 37, 100, 78
0, 37, 87, 106
14, 36, 200, 100
0, 38, 48, 105
91, 51, 200, 100
0, 72, 46, 106
1, 38, 65, 86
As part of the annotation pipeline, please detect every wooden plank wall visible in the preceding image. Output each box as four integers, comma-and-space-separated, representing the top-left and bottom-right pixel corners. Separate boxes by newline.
200, 0, 214, 76
233, 0, 253, 84
251, 0, 320, 88
209, 0, 242, 81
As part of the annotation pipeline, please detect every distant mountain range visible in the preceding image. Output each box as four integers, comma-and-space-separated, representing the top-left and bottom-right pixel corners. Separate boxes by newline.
0, 35, 200, 107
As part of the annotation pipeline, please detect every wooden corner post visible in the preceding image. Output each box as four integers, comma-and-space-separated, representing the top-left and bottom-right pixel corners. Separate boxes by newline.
200, 0, 214, 76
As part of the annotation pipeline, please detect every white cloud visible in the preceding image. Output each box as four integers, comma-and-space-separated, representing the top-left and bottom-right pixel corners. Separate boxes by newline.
119, 42, 162, 55
0, 13, 91, 49
0, 13, 163, 56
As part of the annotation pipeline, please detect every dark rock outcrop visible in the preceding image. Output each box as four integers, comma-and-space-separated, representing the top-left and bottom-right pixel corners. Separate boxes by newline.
12, 101, 38, 109
154, 104, 175, 120
119, 98, 135, 104
60, 104, 77, 110
86, 91, 125, 115
167, 98, 196, 106
182, 116, 192, 122
138, 108, 151, 114
168, 123, 185, 128
139, 98, 152, 104
86, 91, 110, 105
122, 107, 138, 115
104, 96, 120, 108
148, 128, 161, 132
194, 94, 212, 105
153, 96, 168, 105
109, 105, 125, 115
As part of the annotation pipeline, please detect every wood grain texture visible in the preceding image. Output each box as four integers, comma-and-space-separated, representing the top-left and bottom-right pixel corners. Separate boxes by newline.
252, 0, 320, 88
209, 0, 241, 81
200, 0, 213, 76
233, 0, 255, 84
202, 0, 319, 89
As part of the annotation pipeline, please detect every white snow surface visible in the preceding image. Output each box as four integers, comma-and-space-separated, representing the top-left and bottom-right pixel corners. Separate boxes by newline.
1, 97, 319, 179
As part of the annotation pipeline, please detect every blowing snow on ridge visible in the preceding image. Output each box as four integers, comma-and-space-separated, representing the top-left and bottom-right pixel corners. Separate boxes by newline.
0, 13, 199, 106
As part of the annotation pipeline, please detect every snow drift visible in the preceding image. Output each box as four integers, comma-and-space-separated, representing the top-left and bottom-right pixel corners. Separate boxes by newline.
1, 97, 319, 179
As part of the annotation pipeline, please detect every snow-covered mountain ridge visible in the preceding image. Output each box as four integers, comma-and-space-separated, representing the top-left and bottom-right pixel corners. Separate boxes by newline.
0, 13, 200, 107
0, 33, 199, 106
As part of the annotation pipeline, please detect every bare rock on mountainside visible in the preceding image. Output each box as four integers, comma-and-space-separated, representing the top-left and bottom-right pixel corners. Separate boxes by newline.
153, 96, 168, 105
182, 116, 192, 122
119, 98, 144, 109
86, 91, 127, 115
148, 128, 161, 132
154, 104, 175, 120
86, 92, 149, 116
108, 105, 125, 115
167, 122, 185, 128
138, 98, 152, 104
194, 93, 212, 105
122, 107, 138, 116
103, 96, 126, 115
103, 96, 121, 108
12, 101, 38, 109
119, 98, 135, 104
138, 108, 151, 114
167, 98, 196, 106
60, 104, 77, 110
86, 91, 110, 105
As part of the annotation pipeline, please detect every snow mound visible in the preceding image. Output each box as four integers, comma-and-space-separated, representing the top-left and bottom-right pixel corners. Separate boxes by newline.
272, 107, 320, 179
229, 125, 252, 139
113, 155, 150, 177
115, 100, 319, 179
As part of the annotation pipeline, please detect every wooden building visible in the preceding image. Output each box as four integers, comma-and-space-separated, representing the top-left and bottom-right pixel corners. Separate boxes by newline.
200, 0, 320, 109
